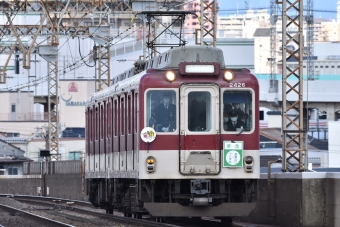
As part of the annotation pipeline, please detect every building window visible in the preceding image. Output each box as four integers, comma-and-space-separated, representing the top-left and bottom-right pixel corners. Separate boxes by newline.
0, 165, 4, 175
259, 111, 264, 120
315, 66, 318, 68
325, 66, 329, 68
331, 66, 335, 68
8, 167, 18, 175
320, 66, 324, 68
69, 152, 80, 160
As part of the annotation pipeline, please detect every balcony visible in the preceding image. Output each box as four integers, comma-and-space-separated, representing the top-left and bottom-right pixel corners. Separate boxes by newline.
0, 112, 49, 121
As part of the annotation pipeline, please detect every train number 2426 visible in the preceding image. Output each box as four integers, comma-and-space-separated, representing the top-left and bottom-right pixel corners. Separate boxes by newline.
229, 83, 246, 88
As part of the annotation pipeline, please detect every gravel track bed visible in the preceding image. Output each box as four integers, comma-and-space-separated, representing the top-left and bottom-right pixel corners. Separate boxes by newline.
0, 205, 50, 227
0, 197, 143, 227
31, 209, 142, 227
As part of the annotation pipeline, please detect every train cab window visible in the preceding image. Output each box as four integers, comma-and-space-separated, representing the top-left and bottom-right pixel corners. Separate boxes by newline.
188, 92, 211, 132
222, 90, 253, 132
146, 90, 176, 132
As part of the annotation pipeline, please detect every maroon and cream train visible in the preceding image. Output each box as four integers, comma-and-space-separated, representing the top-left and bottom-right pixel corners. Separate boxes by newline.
85, 46, 259, 222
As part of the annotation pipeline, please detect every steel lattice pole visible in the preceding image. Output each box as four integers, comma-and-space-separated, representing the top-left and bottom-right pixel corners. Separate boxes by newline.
96, 45, 110, 91
200, 0, 216, 47
269, 0, 277, 92
307, 0, 314, 80
280, 0, 306, 172
48, 60, 60, 160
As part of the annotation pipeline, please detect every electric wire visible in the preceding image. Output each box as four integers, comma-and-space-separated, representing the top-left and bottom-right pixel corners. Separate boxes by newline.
0, 24, 139, 91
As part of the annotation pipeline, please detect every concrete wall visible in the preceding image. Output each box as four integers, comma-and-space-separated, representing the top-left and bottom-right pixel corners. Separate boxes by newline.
244, 172, 340, 227
325, 175, 340, 227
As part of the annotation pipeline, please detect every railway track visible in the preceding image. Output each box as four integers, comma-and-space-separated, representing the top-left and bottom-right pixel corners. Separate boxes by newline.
0, 203, 74, 227
0, 195, 177, 227
0, 195, 277, 227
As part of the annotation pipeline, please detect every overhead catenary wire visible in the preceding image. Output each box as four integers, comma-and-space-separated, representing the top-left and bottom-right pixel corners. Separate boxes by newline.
0, 24, 139, 91
2, 0, 181, 91
78, 37, 96, 67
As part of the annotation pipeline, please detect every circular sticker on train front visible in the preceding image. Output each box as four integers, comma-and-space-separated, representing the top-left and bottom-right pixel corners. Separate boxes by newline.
140, 127, 157, 143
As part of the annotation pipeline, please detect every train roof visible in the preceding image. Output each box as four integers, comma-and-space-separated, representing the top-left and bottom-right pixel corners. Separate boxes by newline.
145, 45, 225, 70
86, 46, 226, 106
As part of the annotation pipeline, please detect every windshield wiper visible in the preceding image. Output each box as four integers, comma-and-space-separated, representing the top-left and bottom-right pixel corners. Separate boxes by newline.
237, 127, 244, 136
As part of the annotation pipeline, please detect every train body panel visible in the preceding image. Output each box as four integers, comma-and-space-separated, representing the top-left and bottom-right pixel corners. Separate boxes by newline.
85, 46, 259, 219
138, 149, 259, 179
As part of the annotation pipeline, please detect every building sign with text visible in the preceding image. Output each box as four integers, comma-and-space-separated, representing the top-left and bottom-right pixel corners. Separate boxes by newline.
61, 82, 87, 106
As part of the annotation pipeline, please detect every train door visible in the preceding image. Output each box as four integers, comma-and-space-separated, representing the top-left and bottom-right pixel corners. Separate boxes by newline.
88, 106, 94, 173
119, 95, 127, 173
94, 104, 99, 172
113, 97, 120, 172
179, 84, 221, 175
100, 102, 106, 172
126, 92, 134, 172
106, 99, 112, 173
133, 92, 139, 171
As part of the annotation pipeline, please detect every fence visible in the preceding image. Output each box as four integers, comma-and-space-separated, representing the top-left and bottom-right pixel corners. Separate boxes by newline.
23, 160, 82, 175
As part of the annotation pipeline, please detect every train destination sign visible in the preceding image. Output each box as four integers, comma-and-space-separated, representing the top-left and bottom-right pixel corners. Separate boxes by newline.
185, 65, 214, 73
179, 62, 220, 76
223, 141, 243, 168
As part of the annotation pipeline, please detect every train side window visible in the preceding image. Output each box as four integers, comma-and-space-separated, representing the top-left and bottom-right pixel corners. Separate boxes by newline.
114, 100, 118, 136
100, 105, 104, 139
222, 90, 253, 132
188, 91, 211, 132
121, 97, 125, 135
127, 95, 132, 134
107, 101, 111, 137
146, 90, 176, 132
95, 107, 99, 140
134, 93, 139, 134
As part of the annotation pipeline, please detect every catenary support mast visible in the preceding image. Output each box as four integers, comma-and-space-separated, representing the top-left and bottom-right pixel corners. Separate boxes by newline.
278, 0, 306, 172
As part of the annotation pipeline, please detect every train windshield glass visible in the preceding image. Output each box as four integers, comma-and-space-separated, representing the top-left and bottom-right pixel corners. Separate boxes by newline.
222, 90, 253, 132
188, 91, 211, 132
146, 90, 177, 132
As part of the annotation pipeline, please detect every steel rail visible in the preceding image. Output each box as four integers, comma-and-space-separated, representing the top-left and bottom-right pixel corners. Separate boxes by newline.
9, 196, 177, 227
0, 203, 75, 227
0, 194, 93, 208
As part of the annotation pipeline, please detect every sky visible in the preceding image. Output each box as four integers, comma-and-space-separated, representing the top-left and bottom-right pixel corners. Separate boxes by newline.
219, 0, 338, 20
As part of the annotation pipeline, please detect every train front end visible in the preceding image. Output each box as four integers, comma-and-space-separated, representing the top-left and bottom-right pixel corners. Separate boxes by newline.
138, 46, 259, 219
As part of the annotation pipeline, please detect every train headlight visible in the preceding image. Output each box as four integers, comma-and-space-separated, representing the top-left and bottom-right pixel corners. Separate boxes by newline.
223, 71, 234, 81
165, 71, 176, 82
243, 156, 254, 172
146, 156, 156, 173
